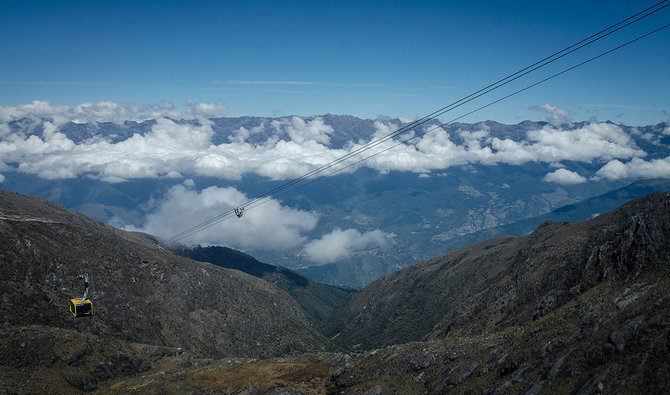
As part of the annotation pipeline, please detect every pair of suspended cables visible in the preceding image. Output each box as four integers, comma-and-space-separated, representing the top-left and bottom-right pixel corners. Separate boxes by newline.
164, 1, 669, 244
233, 17, 670, 219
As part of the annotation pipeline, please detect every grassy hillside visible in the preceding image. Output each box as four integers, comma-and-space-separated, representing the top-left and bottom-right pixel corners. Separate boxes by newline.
87, 260, 670, 394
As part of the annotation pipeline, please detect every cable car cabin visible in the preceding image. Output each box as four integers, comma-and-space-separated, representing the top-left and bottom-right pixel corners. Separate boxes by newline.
69, 298, 93, 317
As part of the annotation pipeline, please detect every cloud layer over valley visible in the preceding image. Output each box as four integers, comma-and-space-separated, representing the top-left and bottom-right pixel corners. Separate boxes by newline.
303, 228, 387, 264
134, 183, 387, 263
137, 184, 319, 250
2, 101, 669, 263
2, 101, 668, 185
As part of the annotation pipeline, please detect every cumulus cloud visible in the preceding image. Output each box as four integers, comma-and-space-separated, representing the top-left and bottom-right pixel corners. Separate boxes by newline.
134, 183, 388, 260
0, 101, 652, 183
272, 116, 334, 145
543, 168, 587, 184
491, 123, 644, 164
185, 100, 228, 120
1, 117, 217, 182
137, 184, 319, 249
594, 156, 670, 181
303, 228, 387, 264
363, 122, 643, 173
529, 103, 571, 126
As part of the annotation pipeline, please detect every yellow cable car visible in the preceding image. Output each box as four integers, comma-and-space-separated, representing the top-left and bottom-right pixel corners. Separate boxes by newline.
69, 298, 93, 317
70, 273, 94, 317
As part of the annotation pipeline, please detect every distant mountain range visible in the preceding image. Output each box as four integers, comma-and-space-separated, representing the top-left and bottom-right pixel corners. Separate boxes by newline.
2, 114, 669, 287
320, 191, 670, 349
433, 178, 670, 253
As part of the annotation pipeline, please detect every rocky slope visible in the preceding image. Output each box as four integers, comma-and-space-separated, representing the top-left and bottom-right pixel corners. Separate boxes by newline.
320, 192, 670, 350
172, 245, 357, 325
86, 261, 670, 393
120, 192, 666, 394
0, 189, 332, 392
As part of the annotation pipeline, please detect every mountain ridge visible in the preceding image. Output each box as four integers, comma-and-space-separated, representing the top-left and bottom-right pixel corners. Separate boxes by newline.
172, 245, 357, 325
90, 192, 670, 393
3, 115, 670, 288
435, 178, 670, 253
320, 191, 670, 349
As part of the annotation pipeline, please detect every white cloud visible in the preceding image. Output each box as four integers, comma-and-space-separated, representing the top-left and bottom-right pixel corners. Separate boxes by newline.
1, 117, 218, 181
0, 100, 150, 126
494, 123, 643, 164
529, 103, 571, 126
303, 228, 387, 264
137, 184, 319, 249
272, 116, 334, 145
0, 101, 652, 184
363, 122, 643, 173
594, 156, 670, 181
185, 100, 228, 120
543, 168, 587, 184
0, 112, 354, 182
228, 123, 266, 143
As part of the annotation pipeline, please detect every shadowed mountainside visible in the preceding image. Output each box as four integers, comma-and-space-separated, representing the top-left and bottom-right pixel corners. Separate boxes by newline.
0, 189, 332, 391
172, 245, 357, 325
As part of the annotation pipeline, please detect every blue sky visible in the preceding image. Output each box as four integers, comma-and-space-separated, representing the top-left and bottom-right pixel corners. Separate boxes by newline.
1, 0, 669, 125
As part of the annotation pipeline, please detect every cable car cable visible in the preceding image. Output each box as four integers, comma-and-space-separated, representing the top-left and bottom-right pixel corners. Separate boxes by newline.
231, 0, 670, 203
165, 18, 670, 243
239, 21, 670, 218
164, 4, 669, 243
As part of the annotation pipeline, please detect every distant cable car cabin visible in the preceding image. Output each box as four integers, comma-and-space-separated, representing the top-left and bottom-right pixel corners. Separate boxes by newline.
70, 273, 93, 317
234, 206, 245, 218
